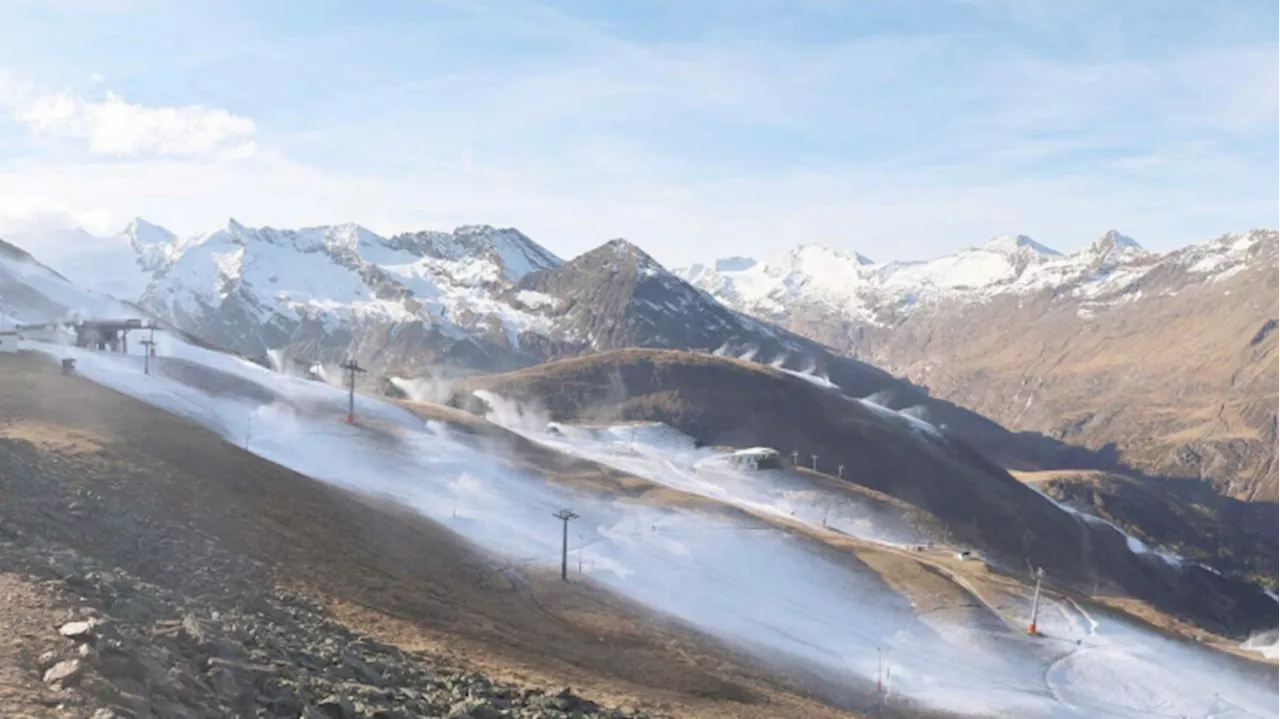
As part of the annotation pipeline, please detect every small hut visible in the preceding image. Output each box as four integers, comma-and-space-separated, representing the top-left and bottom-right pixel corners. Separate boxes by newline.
726, 447, 783, 471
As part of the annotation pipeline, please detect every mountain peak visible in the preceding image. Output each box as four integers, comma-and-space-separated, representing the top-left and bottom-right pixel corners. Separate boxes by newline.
119, 217, 176, 245
601, 237, 644, 254
1091, 229, 1144, 253
567, 238, 671, 281
789, 243, 875, 267
714, 256, 758, 273
981, 234, 1061, 256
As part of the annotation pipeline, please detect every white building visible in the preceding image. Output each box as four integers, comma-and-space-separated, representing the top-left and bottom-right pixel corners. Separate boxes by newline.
0, 331, 18, 353
725, 447, 783, 471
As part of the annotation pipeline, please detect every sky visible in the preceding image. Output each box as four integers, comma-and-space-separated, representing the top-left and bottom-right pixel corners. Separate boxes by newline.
0, 0, 1275, 267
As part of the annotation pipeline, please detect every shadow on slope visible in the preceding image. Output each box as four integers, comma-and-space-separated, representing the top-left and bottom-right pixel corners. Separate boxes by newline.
455, 348, 1275, 637
1016, 470, 1278, 589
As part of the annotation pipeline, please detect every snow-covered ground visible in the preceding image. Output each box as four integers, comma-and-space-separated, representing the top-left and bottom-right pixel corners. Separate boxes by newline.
1026, 486, 1184, 568
16, 333, 1276, 718
488, 401, 920, 549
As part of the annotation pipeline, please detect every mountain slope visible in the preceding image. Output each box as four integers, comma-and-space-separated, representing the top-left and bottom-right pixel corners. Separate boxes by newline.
0, 350, 856, 719
4, 244, 1277, 717
681, 226, 1280, 589
138, 220, 568, 371
454, 348, 1276, 636
737, 226, 1280, 501
6, 219, 176, 301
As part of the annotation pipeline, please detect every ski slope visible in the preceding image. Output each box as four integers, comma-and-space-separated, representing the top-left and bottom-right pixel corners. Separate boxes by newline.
17, 337, 1279, 719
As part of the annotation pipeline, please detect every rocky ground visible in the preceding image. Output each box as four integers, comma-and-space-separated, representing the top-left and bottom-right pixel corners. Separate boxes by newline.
0, 500, 658, 719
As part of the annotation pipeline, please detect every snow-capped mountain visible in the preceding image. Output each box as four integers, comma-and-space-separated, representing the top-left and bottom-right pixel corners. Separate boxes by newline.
673, 229, 1191, 325
5, 219, 177, 302
133, 220, 579, 372
9, 218, 853, 376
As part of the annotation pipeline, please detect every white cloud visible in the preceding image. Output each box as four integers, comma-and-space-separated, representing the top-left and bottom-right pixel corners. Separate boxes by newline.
11, 89, 256, 157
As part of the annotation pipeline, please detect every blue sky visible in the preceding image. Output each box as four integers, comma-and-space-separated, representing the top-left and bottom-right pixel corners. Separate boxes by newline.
0, 0, 1275, 266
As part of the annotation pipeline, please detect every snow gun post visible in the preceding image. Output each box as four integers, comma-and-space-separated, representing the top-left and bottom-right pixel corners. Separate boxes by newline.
340, 359, 365, 424
553, 509, 579, 581
1028, 566, 1044, 635
140, 339, 156, 375
876, 646, 883, 693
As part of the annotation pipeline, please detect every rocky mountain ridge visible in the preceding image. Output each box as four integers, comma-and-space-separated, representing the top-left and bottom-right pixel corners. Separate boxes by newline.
680, 228, 1280, 502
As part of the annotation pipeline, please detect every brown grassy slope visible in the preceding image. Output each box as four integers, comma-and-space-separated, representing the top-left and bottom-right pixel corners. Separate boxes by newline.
456, 348, 1277, 637
825, 238, 1279, 503
0, 350, 865, 719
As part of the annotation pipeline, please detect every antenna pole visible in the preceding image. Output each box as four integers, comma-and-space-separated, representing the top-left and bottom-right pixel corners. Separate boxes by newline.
876, 646, 883, 693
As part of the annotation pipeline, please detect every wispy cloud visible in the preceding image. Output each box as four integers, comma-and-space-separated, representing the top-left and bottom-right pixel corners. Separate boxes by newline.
8, 88, 256, 158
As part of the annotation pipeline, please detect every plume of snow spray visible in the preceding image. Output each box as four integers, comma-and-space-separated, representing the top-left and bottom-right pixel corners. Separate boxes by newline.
310, 363, 331, 383
471, 389, 550, 433
769, 352, 790, 369
712, 343, 730, 357
1241, 629, 1278, 660
390, 375, 454, 405
266, 349, 285, 373
737, 345, 759, 362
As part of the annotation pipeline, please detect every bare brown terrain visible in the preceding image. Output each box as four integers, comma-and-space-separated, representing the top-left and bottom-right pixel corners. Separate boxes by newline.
815, 234, 1279, 505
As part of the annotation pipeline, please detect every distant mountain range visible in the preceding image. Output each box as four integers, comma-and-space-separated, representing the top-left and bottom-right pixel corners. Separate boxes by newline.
673, 228, 1230, 327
